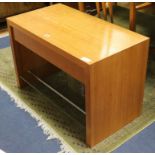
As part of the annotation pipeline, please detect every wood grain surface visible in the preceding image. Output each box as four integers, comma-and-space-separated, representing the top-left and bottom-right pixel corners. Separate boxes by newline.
7, 3, 148, 65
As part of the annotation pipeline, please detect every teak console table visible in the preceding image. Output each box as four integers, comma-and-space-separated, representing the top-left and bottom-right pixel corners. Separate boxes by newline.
7, 4, 149, 147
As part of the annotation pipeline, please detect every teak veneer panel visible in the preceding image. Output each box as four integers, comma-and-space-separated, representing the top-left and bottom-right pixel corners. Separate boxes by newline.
85, 41, 149, 146
7, 3, 149, 147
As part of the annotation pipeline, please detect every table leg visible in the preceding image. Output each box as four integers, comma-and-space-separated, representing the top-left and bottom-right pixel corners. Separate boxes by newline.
8, 26, 25, 87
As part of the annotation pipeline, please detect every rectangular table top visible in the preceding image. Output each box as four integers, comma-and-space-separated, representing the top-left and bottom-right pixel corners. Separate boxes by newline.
7, 3, 149, 65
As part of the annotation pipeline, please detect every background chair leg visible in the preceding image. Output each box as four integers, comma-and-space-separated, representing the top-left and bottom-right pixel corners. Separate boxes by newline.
96, 2, 101, 17
129, 2, 136, 31
78, 2, 85, 12
101, 2, 107, 20
108, 2, 113, 23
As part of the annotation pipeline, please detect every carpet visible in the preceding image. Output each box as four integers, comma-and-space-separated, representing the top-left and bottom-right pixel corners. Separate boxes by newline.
0, 88, 61, 153
113, 122, 155, 152
0, 34, 10, 49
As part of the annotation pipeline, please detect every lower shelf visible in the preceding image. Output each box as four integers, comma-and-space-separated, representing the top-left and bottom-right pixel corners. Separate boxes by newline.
20, 69, 86, 125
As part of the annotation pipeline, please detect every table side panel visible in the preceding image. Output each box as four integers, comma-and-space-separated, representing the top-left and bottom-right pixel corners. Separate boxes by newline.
86, 39, 149, 146
8, 26, 25, 87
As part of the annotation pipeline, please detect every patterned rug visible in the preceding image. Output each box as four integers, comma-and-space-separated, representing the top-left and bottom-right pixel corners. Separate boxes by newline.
0, 45, 155, 152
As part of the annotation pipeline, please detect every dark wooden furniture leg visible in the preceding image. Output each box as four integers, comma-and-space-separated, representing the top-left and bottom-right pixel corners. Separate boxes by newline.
101, 2, 107, 20
130, 2, 136, 31
108, 2, 113, 23
95, 2, 101, 17
78, 2, 85, 12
